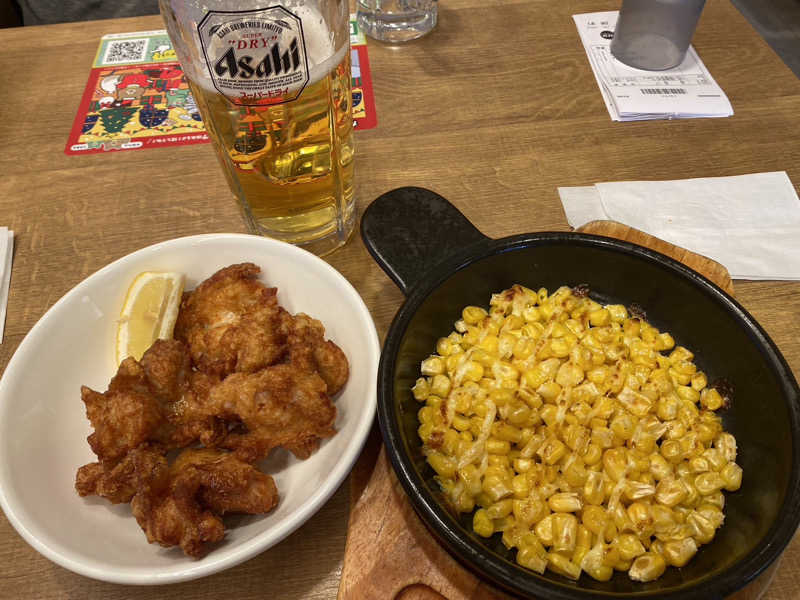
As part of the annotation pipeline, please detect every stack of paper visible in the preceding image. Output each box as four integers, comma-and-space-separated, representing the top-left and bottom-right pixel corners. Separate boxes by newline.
558, 171, 800, 280
0, 228, 14, 342
573, 11, 733, 121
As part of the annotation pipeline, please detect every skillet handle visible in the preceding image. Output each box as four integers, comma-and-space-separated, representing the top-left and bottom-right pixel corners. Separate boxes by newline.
360, 187, 489, 296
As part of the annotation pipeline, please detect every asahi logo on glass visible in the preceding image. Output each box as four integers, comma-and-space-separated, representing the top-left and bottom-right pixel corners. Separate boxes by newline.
197, 6, 309, 106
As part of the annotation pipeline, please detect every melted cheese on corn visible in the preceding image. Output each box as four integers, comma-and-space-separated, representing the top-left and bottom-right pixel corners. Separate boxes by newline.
414, 285, 741, 583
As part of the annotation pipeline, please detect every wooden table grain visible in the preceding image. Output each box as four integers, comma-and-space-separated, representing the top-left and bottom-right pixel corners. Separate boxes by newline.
1, 1, 799, 598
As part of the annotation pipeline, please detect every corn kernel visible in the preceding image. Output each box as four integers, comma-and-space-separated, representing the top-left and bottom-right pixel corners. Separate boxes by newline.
486, 438, 511, 455
687, 511, 716, 544
551, 513, 579, 554
421, 356, 445, 376
676, 385, 700, 403
517, 543, 548, 573
616, 533, 646, 561
610, 413, 637, 440
473, 509, 494, 537
535, 514, 555, 546
655, 333, 675, 351
549, 492, 582, 513
661, 439, 683, 464
655, 478, 687, 507
581, 545, 614, 582
714, 432, 737, 463
629, 552, 667, 582
463, 306, 488, 325
487, 498, 514, 520
662, 537, 697, 567
695, 471, 725, 495
563, 460, 588, 488
603, 447, 628, 482
547, 552, 581, 580
583, 443, 603, 466
607, 304, 628, 322
427, 451, 456, 479
721, 462, 743, 491
430, 374, 451, 397
412, 378, 430, 401
537, 437, 567, 465
513, 497, 547, 527
584, 471, 606, 505
482, 474, 513, 502
624, 481, 656, 502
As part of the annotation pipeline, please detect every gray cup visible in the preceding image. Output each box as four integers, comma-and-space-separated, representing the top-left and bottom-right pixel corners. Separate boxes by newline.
610, 0, 706, 71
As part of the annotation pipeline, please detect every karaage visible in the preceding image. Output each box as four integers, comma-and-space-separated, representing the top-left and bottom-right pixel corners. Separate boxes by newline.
206, 362, 336, 462
76, 263, 349, 558
131, 449, 278, 558
76, 444, 166, 504
174, 263, 289, 376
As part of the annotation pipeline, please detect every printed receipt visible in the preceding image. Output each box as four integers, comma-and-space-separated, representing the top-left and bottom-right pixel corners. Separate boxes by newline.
573, 11, 733, 121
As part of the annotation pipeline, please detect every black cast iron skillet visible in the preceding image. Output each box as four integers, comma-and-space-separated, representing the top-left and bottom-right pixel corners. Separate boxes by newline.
361, 187, 800, 600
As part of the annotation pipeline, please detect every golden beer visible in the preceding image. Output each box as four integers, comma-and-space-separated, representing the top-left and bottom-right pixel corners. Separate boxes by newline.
160, 1, 355, 255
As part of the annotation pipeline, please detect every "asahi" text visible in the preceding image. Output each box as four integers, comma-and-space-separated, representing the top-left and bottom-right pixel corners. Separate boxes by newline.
214, 38, 301, 79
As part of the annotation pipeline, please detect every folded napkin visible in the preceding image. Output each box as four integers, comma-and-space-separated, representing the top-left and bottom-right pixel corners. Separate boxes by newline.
0, 228, 14, 342
558, 172, 800, 280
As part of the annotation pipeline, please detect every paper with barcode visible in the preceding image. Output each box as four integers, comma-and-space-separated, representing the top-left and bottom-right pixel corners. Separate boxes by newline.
573, 12, 733, 121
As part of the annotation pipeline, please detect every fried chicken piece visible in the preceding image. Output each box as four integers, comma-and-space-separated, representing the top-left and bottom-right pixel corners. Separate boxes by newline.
131, 448, 278, 557
205, 363, 337, 462
174, 448, 279, 514
139, 337, 192, 402
286, 313, 349, 396
81, 359, 167, 464
76, 445, 167, 504
80, 339, 220, 463
174, 263, 289, 376
77, 340, 225, 503
140, 338, 225, 448
171, 370, 226, 447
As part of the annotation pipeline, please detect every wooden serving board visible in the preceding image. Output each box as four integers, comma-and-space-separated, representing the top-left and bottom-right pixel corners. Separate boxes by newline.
577, 221, 734, 296
337, 222, 773, 600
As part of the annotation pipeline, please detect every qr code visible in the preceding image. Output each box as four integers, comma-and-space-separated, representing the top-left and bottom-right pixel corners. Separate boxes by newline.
102, 38, 148, 64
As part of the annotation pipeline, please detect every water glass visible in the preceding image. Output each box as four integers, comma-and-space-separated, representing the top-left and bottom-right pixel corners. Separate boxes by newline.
357, 0, 438, 43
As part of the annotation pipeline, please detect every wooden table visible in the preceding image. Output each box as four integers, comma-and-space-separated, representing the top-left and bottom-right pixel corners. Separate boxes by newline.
1, 0, 800, 598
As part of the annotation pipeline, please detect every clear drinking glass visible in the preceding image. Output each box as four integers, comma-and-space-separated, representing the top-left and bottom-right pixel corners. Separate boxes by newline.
357, 0, 438, 43
611, 0, 706, 71
159, 0, 355, 256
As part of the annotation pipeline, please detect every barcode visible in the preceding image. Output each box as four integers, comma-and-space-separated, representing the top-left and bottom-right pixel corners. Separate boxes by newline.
640, 88, 687, 95
102, 39, 148, 64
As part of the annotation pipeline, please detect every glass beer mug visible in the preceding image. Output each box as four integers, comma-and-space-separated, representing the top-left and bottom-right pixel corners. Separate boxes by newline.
160, 0, 355, 255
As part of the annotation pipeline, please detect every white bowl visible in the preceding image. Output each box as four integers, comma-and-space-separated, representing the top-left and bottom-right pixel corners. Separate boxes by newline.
0, 234, 380, 585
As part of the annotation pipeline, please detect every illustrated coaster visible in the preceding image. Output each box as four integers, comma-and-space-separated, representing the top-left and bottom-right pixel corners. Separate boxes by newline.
65, 30, 209, 154
350, 18, 378, 130
66, 19, 377, 155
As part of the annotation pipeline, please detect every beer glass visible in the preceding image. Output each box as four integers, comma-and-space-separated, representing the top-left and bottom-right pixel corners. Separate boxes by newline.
159, 0, 355, 255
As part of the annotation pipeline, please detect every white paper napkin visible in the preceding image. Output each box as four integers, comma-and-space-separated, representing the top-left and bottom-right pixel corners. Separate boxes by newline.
0, 228, 13, 342
558, 172, 800, 280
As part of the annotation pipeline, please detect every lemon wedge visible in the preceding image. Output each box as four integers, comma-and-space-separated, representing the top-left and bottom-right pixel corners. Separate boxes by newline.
116, 271, 185, 365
